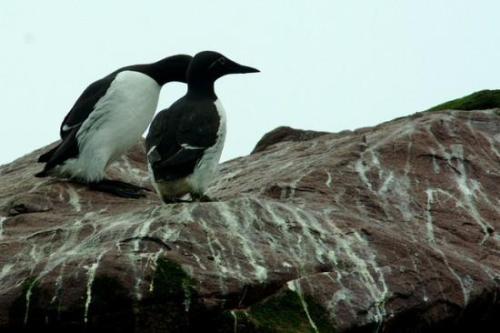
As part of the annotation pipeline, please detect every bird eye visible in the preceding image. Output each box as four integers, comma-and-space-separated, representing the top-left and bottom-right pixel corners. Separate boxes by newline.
218, 57, 226, 65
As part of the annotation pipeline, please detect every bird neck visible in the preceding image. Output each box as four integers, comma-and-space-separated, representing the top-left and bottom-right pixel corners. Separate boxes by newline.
138, 58, 186, 86
186, 80, 217, 100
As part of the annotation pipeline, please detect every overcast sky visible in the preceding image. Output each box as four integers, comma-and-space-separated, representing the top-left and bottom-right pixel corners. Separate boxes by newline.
1, 1, 500, 165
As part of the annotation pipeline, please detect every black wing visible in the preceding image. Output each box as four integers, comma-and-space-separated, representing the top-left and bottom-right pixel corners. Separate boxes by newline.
59, 74, 116, 139
146, 98, 220, 181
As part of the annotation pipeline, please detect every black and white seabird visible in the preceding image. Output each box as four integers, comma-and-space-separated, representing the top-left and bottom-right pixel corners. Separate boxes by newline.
36, 54, 193, 198
145, 51, 259, 203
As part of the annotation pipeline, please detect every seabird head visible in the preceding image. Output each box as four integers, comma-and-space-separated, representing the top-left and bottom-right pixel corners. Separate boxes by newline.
187, 51, 259, 84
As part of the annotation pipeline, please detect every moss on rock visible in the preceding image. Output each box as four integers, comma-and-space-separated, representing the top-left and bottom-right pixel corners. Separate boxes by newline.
235, 289, 333, 333
134, 258, 198, 332
151, 258, 195, 302
86, 276, 135, 332
427, 89, 500, 112
7, 263, 335, 332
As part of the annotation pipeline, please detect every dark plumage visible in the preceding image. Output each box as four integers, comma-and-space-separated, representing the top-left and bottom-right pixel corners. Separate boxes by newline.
36, 54, 193, 198
147, 98, 220, 181
146, 51, 259, 203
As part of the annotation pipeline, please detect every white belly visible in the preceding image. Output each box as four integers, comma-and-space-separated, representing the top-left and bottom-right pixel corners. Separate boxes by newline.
60, 71, 161, 182
187, 99, 227, 194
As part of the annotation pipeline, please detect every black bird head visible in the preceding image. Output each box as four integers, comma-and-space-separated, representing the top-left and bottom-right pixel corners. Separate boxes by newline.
187, 51, 259, 84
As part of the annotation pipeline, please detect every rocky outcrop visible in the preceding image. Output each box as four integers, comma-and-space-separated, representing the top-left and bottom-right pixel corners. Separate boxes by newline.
252, 126, 329, 153
0, 109, 499, 332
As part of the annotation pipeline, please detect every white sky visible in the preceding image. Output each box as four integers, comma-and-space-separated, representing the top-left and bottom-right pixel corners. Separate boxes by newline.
1, 1, 500, 165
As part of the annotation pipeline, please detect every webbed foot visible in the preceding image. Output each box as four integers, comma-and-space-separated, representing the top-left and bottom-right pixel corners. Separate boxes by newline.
88, 179, 148, 199
191, 193, 214, 202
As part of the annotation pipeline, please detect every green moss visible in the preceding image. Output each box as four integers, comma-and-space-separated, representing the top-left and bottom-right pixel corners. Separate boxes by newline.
134, 258, 199, 332
242, 290, 334, 333
7, 263, 334, 332
86, 276, 134, 332
427, 89, 500, 111
152, 258, 195, 301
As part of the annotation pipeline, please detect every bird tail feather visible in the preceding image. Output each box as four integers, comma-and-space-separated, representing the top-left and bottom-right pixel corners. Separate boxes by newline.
34, 169, 49, 178
38, 145, 60, 163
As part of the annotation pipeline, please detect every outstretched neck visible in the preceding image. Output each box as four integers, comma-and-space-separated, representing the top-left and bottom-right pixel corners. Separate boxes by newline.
186, 80, 217, 100
134, 58, 186, 86
148, 60, 181, 86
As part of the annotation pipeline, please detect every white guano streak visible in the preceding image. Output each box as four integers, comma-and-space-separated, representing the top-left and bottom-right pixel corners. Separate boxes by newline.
287, 280, 319, 333
84, 253, 104, 324
0, 216, 6, 239
66, 187, 81, 212
424, 188, 469, 305
217, 202, 268, 282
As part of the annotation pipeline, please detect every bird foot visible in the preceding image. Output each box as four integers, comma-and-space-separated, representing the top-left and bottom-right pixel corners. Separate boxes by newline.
88, 179, 148, 199
102, 179, 152, 192
161, 198, 192, 204
191, 194, 214, 202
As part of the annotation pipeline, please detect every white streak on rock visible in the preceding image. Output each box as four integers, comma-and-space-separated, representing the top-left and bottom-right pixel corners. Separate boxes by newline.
353, 232, 389, 322
66, 187, 81, 212
148, 250, 164, 293
0, 216, 6, 239
24, 278, 38, 325
430, 149, 441, 174
378, 171, 393, 195
132, 207, 160, 251
50, 263, 66, 310
286, 169, 312, 198
425, 189, 436, 244
325, 170, 332, 189
451, 144, 492, 243
84, 253, 104, 324
322, 271, 355, 315
424, 188, 469, 305
404, 141, 413, 176
330, 223, 389, 323
0, 264, 14, 292
279, 203, 328, 264
0, 264, 13, 281
192, 254, 207, 270
216, 202, 268, 282
230, 310, 238, 333
355, 159, 373, 191
197, 218, 231, 292
287, 280, 319, 333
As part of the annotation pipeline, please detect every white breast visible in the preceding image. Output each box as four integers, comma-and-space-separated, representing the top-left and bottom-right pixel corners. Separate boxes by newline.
60, 71, 161, 182
187, 99, 226, 194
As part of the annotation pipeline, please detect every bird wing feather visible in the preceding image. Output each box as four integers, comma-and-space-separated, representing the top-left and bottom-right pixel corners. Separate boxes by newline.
146, 100, 219, 180
59, 74, 116, 139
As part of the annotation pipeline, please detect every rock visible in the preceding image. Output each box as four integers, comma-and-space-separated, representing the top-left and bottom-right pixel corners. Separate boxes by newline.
251, 126, 329, 153
0, 109, 499, 332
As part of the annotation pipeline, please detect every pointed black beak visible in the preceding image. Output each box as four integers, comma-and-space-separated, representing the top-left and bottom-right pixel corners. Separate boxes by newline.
226, 59, 260, 74
234, 64, 260, 74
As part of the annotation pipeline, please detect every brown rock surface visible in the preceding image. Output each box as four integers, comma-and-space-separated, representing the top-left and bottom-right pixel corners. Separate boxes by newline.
251, 126, 330, 154
0, 109, 499, 332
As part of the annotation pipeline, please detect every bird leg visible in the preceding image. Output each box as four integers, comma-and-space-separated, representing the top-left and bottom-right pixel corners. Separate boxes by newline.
88, 179, 149, 199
